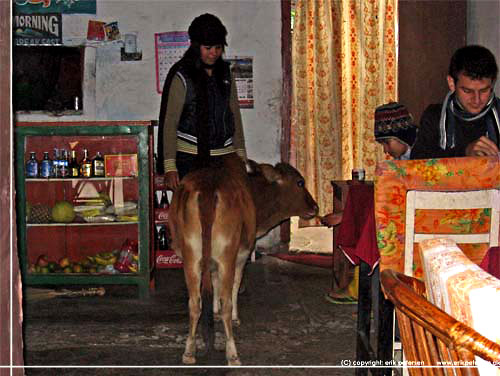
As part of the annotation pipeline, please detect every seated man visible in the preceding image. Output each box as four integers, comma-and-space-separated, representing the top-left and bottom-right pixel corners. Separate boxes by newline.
411, 45, 499, 159
322, 102, 417, 304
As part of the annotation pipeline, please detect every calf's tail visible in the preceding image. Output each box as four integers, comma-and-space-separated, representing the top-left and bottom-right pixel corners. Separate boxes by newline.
198, 185, 217, 355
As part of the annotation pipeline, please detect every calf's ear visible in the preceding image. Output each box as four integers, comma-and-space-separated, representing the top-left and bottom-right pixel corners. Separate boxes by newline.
260, 164, 282, 183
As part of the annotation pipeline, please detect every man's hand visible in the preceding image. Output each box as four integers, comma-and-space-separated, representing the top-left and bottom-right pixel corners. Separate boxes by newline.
465, 136, 500, 156
165, 171, 180, 190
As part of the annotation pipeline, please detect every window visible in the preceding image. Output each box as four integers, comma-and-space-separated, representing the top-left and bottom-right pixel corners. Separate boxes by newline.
13, 46, 84, 113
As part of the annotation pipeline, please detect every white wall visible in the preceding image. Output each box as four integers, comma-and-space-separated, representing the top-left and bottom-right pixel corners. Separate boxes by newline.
16, 0, 284, 246
467, 0, 500, 93
16, 0, 283, 164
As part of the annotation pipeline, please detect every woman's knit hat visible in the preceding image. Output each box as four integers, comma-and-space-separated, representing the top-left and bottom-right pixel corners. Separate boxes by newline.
188, 13, 228, 46
374, 102, 418, 147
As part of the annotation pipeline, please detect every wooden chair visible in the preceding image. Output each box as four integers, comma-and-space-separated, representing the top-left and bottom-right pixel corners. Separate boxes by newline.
381, 269, 500, 376
404, 189, 500, 276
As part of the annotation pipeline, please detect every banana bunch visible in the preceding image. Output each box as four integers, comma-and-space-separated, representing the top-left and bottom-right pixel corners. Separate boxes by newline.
88, 252, 117, 266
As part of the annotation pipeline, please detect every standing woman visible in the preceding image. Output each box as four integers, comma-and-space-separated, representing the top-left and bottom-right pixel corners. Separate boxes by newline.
158, 13, 247, 190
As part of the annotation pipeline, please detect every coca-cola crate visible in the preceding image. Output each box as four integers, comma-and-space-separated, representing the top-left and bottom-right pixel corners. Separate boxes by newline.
154, 208, 169, 224
156, 250, 183, 269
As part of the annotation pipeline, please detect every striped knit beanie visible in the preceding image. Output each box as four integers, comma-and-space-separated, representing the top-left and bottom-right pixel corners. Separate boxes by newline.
374, 102, 417, 147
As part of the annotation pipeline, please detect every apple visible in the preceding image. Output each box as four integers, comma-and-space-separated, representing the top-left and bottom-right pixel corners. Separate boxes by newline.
36, 255, 49, 267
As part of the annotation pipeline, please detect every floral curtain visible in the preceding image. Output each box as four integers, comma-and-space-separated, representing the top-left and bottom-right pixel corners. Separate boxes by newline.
291, 0, 398, 221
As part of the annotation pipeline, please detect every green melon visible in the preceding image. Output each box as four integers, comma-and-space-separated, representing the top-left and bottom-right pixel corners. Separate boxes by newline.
51, 201, 75, 223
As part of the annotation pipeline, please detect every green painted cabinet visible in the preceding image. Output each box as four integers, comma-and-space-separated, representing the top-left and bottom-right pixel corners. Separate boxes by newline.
15, 121, 153, 299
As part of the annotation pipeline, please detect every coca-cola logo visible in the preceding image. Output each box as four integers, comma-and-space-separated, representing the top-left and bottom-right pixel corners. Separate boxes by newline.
157, 212, 169, 220
156, 254, 182, 264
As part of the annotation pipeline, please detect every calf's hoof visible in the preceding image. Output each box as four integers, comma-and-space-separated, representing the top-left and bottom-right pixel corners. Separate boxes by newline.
232, 318, 241, 327
227, 355, 241, 366
182, 353, 196, 365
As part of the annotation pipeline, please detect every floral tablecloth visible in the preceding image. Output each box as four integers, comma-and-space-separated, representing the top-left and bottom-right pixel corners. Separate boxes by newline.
374, 156, 500, 279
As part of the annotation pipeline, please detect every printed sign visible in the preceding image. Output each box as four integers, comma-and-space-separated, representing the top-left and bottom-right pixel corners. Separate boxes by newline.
227, 56, 254, 108
13, 13, 62, 46
14, 0, 96, 15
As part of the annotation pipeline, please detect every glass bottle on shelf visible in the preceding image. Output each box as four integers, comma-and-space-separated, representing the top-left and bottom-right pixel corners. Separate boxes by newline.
52, 148, 60, 178
153, 191, 160, 208
92, 151, 105, 177
26, 152, 39, 178
60, 150, 69, 178
158, 225, 169, 250
80, 149, 92, 178
159, 190, 169, 209
69, 150, 80, 178
40, 151, 52, 179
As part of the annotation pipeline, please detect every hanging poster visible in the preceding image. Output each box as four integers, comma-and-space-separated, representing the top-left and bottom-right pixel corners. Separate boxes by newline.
13, 13, 62, 45
226, 56, 254, 109
14, 0, 96, 15
154, 31, 190, 94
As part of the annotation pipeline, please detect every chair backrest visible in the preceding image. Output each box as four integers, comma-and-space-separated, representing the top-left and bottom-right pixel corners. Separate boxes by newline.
404, 189, 500, 276
381, 269, 500, 376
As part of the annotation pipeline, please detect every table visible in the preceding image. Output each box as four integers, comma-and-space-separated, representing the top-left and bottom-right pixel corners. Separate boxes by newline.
333, 182, 392, 376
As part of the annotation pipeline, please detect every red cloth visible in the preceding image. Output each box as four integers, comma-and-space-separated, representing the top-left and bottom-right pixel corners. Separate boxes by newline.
336, 184, 379, 273
479, 246, 500, 279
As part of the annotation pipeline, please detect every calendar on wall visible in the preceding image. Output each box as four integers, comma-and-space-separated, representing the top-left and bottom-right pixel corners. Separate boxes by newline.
154, 31, 190, 94
154, 32, 254, 109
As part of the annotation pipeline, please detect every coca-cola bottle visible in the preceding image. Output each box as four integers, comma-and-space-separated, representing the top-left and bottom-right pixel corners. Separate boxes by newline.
159, 190, 169, 209
153, 191, 160, 209
158, 225, 169, 250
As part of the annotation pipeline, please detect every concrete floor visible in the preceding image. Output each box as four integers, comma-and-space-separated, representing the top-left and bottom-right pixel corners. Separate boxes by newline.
23, 254, 357, 375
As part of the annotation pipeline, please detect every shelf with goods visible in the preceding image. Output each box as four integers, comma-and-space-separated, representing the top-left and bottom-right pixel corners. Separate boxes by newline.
15, 121, 154, 299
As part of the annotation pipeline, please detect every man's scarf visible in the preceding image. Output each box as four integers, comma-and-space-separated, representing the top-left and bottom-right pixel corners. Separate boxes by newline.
439, 91, 500, 149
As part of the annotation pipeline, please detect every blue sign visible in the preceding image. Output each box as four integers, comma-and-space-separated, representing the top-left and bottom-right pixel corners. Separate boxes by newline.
15, 0, 96, 15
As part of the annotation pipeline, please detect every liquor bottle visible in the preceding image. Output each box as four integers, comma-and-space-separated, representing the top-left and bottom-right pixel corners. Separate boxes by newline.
80, 149, 92, 178
159, 190, 169, 209
92, 151, 105, 177
69, 150, 80, 178
52, 148, 60, 178
26, 152, 39, 178
40, 152, 52, 179
60, 150, 69, 178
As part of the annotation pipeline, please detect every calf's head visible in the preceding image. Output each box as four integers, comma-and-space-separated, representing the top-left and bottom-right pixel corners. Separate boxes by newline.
248, 160, 319, 224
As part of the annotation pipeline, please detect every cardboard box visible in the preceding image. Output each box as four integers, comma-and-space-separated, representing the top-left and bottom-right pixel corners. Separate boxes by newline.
104, 154, 138, 177
156, 250, 183, 269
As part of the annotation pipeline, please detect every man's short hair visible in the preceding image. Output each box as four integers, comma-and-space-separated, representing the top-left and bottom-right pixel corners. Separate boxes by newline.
449, 45, 498, 82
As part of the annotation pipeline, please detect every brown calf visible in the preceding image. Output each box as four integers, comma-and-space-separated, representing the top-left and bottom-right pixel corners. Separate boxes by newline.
168, 154, 318, 365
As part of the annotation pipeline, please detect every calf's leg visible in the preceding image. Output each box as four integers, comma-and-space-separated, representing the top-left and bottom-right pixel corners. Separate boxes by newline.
231, 249, 251, 325
182, 258, 202, 365
218, 259, 241, 366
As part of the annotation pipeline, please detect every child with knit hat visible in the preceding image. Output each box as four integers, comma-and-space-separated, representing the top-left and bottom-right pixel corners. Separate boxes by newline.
374, 102, 418, 160
322, 102, 417, 304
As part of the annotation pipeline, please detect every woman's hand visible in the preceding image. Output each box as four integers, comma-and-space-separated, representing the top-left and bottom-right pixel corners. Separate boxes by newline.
165, 171, 180, 191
